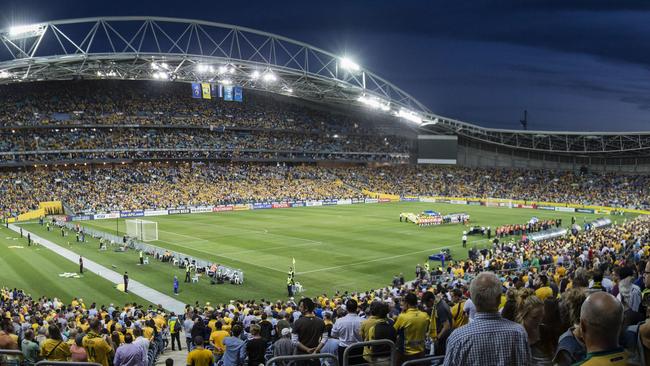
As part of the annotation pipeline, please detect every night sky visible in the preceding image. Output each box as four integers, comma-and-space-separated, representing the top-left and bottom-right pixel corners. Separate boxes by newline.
2, 0, 650, 132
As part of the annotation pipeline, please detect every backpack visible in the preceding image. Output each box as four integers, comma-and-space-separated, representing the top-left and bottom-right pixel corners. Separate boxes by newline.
173, 319, 182, 333
369, 319, 396, 356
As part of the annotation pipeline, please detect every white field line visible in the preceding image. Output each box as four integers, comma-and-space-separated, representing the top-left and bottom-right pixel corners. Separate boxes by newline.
297, 237, 493, 275
175, 219, 323, 245
152, 236, 287, 274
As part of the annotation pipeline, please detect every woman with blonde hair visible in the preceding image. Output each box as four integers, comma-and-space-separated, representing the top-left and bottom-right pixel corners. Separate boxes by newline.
515, 288, 548, 365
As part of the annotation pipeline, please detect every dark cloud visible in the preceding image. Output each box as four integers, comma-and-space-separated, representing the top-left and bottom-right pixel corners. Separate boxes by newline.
2, 0, 650, 131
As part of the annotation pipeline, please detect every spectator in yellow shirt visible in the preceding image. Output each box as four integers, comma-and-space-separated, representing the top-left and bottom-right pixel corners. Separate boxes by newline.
40, 325, 71, 361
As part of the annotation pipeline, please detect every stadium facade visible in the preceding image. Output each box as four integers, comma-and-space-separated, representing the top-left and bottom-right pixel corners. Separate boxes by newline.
1, 16, 649, 172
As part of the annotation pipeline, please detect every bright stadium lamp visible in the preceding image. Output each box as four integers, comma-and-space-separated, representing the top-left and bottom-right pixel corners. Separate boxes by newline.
6, 24, 45, 39
340, 57, 360, 72
397, 108, 423, 124
0, 70, 12, 79
358, 95, 390, 111
152, 71, 169, 80
218, 65, 228, 74
262, 72, 277, 82
250, 70, 260, 80
196, 64, 208, 73
220, 79, 232, 85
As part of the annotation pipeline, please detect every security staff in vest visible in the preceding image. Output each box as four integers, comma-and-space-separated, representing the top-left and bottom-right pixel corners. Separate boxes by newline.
185, 264, 191, 283
139, 250, 144, 265
287, 276, 294, 297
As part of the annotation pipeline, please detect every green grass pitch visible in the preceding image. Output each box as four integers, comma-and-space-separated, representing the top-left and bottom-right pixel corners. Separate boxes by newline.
6, 202, 630, 305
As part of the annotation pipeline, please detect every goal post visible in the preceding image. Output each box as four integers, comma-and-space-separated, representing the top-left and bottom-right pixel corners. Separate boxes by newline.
485, 198, 513, 208
125, 219, 158, 242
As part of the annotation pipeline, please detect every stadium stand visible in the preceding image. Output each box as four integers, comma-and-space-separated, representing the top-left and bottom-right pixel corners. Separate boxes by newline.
2, 79, 650, 365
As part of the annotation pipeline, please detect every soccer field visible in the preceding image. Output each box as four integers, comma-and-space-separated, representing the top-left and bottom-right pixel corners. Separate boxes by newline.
14, 202, 626, 304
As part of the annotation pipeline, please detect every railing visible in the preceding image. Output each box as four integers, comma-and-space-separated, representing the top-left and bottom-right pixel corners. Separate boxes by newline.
0, 350, 23, 366
35, 362, 102, 366
341, 340, 396, 366
401, 355, 445, 366
266, 353, 338, 366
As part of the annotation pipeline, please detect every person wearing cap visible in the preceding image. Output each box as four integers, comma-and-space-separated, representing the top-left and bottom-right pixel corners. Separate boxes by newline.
273, 327, 294, 358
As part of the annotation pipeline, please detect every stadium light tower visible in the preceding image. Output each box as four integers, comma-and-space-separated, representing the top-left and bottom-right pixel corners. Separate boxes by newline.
5, 24, 46, 40
340, 57, 360, 72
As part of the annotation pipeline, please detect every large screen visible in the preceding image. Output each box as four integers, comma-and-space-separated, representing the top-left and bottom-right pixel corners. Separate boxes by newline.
417, 135, 457, 164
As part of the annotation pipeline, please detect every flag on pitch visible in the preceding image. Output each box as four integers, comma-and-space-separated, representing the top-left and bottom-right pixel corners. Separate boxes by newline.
191, 83, 201, 98
201, 83, 212, 99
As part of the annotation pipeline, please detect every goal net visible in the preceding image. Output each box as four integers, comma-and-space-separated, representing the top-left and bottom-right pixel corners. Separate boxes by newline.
485, 198, 513, 208
125, 219, 159, 242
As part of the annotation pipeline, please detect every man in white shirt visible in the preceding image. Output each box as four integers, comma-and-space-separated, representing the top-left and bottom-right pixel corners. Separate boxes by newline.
331, 299, 363, 365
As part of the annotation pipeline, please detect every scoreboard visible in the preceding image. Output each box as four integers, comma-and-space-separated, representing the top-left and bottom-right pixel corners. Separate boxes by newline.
417, 135, 457, 164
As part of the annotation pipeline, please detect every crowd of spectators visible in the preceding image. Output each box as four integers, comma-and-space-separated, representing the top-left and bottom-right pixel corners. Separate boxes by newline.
0, 163, 363, 216
3, 163, 650, 218
0, 80, 390, 135
346, 165, 650, 209
3, 214, 650, 365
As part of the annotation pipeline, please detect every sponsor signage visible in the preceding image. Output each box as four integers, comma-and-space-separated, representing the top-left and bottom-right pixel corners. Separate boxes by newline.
120, 210, 145, 218
190, 206, 214, 213
351, 198, 364, 204
516, 204, 536, 209
213, 205, 234, 212
290, 202, 305, 208
400, 197, 420, 202
94, 212, 120, 220
272, 203, 290, 209
555, 207, 575, 213
467, 201, 482, 206
168, 208, 191, 215
72, 215, 94, 221
419, 197, 436, 203
337, 199, 352, 205
364, 198, 379, 204
306, 200, 323, 207
576, 208, 595, 214
537, 206, 556, 211
450, 200, 467, 205
253, 203, 273, 209
233, 204, 250, 211
378, 198, 391, 203
144, 209, 169, 217
322, 199, 338, 206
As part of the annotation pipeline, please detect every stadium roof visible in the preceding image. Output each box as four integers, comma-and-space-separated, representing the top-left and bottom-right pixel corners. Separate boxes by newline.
1, 16, 649, 155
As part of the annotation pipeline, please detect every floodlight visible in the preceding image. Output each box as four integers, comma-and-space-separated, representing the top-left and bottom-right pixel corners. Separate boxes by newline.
220, 79, 232, 85
358, 95, 390, 111
152, 71, 169, 80
397, 108, 422, 124
218, 65, 228, 74
196, 64, 208, 73
250, 70, 260, 80
286, 88, 293, 93
160, 63, 169, 70
228, 67, 235, 74
340, 57, 360, 72
262, 72, 277, 82
0, 70, 12, 79
6, 24, 45, 39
